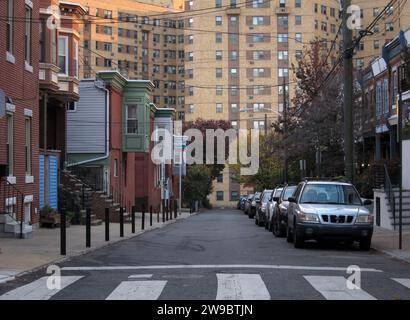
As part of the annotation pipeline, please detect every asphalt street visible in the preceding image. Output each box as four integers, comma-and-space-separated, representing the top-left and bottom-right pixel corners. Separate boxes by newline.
1, 209, 410, 300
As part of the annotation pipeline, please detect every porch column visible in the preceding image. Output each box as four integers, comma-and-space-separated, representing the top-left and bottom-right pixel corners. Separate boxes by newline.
375, 133, 381, 161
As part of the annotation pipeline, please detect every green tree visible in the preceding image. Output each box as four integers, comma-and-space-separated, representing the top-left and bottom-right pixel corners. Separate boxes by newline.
183, 165, 213, 207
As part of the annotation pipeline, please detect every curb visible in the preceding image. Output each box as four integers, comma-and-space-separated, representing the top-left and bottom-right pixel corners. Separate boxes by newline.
372, 246, 410, 264
1, 211, 200, 282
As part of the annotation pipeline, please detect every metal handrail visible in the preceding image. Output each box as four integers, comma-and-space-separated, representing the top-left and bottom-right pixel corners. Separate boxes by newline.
384, 164, 396, 229
0, 177, 25, 239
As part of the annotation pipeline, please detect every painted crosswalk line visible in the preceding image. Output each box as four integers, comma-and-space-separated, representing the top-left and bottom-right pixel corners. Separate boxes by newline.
392, 278, 410, 289
0, 276, 83, 300
216, 274, 271, 300
304, 276, 376, 300
106, 280, 167, 300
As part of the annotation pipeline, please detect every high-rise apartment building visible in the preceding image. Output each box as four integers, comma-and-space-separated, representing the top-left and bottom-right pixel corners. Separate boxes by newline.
183, 0, 341, 206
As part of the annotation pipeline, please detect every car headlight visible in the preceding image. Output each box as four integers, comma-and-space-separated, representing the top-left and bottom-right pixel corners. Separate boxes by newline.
356, 215, 374, 224
297, 210, 320, 223
252, 201, 256, 206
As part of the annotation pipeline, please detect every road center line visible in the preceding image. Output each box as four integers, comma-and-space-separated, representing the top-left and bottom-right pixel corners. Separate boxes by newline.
61, 264, 382, 272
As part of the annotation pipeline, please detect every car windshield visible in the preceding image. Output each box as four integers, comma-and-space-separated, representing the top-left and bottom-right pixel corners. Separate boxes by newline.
282, 186, 297, 200
262, 191, 273, 202
300, 184, 362, 205
274, 188, 283, 197
254, 193, 261, 199
247, 194, 254, 200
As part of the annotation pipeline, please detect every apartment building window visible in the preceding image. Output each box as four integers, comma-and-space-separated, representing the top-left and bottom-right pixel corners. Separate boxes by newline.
356, 42, 364, 51
39, 19, 45, 62
278, 50, 288, 60
153, 65, 160, 73
356, 59, 364, 68
278, 16, 288, 26
165, 65, 177, 74
231, 103, 238, 112
330, 7, 336, 17
104, 42, 112, 51
178, 96, 185, 105
252, 0, 265, 8
279, 0, 285, 8
278, 85, 289, 95
153, 49, 160, 58
230, 34, 238, 44
188, 35, 194, 44
253, 16, 266, 25
188, 104, 194, 113
231, 86, 238, 96
165, 81, 177, 90
253, 68, 265, 77
321, 5, 327, 15
216, 32, 223, 43
24, 4, 32, 65
295, 16, 302, 25
253, 51, 267, 60
253, 103, 265, 112
7, 113, 13, 177
178, 65, 185, 74
331, 24, 336, 34
230, 68, 238, 77
295, 0, 301, 8
231, 191, 239, 201
295, 50, 302, 60
277, 34, 288, 43
216, 103, 223, 113
188, 87, 194, 96
142, 32, 148, 41
216, 191, 224, 201
178, 50, 185, 59
216, 68, 223, 78
217, 174, 223, 183
253, 121, 265, 129
187, 69, 193, 78
295, 33, 302, 43
178, 81, 185, 90
6, 0, 13, 56
153, 19, 161, 26
374, 24, 380, 33
153, 80, 160, 88
314, 3, 318, 13
165, 96, 177, 105
252, 33, 267, 43
230, 16, 238, 27
188, 52, 193, 61
314, 20, 318, 30
216, 16, 222, 26
374, 40, 380, 49
385, 23, 394, 32
126, 105, 138, 134
142, 16, 149, 24
25, 116, 31, 176
153, 34, 160, 43
230, 51, 238, 61
321, 22, 327, 32
216, 85, 223, 95
154, 96, 161, 104
105, 59, 112, 68
373, 8, 379, 17
178, 35, 184, 43
231, 121, 238, 130
230, 0, 237, 8
58, 36, 68, 74
215, 0, 221, 8
216, 50, 223, 60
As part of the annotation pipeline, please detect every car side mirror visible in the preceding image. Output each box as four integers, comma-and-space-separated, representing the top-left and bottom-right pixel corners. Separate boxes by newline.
288, 197, 297, 203
363, 199, 372, 206
273, 197, 280, 202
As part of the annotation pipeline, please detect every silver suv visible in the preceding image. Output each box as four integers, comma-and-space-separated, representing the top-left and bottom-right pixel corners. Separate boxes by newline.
286, 181, 373, 250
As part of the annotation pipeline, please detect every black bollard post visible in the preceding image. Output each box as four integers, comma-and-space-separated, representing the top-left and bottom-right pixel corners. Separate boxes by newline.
169, 201, 172, 221
157, 207, 160, 223
162, 199, 165, 223
131, 206, 136, 234
174, 200, 177, 219
120, 207, 124, 237
60, 209, 66, 256
105, 207, 110, 242
142, 205, 145, 230
150, 205, 153, 227
86, 208, 91, 248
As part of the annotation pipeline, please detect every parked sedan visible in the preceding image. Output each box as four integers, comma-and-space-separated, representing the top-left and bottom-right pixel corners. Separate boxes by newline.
264, 187, 283, 231
248, 192, 261, 219
239, 196, 247, 210
272, 185, 297, 237
286, 180, 373, 250
255, 189, 273, 226
244, 194, 254, 215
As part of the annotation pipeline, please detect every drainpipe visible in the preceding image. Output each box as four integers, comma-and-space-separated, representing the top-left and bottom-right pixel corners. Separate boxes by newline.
67, 82, 110, 168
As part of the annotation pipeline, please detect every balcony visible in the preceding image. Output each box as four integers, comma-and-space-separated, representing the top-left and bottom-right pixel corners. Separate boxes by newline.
39, 63, 60, 92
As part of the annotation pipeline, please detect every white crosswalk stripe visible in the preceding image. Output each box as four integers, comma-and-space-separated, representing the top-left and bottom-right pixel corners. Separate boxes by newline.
392, 278, 410, 289
0, 276, 83, 300
106, 280, 167, 300
304, 276, 377, 300
216, 274, 271, 300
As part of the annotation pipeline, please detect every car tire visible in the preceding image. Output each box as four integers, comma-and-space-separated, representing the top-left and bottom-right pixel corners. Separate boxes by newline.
293, 228, 304, 249
286, 226, 293, 243
359, 238, 371, 251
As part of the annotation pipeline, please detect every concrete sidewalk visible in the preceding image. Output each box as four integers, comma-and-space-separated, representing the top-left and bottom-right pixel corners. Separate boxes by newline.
0, 210, 197, 283
371, 226, 410, 263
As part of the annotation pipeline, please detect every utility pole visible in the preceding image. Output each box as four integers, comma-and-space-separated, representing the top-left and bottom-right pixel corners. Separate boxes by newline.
342, 0, 354, 183
283, 78, 288, 184
398, 65, 403, 250
264, 113, 268, 136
